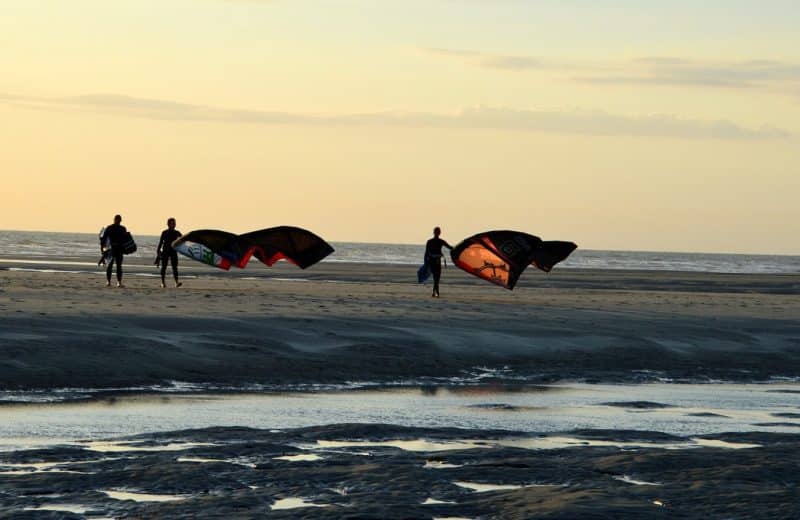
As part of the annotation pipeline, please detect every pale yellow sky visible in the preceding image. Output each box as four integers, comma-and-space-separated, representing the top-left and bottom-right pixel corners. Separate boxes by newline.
1, 0, 799, 253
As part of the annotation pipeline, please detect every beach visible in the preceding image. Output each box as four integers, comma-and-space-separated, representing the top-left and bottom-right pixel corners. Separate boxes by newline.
1, 258, 799, 389
2, 258, 799, 518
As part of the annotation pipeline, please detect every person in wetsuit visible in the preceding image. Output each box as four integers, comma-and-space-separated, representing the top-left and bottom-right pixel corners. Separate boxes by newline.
101, 214, 127, 287
425, 226, 453, 298
156, 217, 183, 288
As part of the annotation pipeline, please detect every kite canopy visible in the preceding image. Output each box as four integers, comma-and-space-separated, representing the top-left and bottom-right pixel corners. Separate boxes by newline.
450, 230, 577, 290
172, 227, 334, 270
240, 227, 336, 269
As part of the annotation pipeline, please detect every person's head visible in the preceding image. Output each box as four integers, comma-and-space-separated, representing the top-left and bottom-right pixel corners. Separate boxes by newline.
114, 214, 122, 225
167, 218, 176, 229
433, 226, 441, 237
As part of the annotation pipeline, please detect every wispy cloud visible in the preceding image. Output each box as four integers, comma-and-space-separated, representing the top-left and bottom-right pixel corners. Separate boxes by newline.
0, 92, 788, 140
421, 48, 800, 90
421, 47, 568, 71
583, 58, 800, 89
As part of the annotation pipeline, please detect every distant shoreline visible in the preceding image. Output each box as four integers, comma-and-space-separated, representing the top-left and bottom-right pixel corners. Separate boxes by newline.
3, 229, 800, 274
3, 228, 800, 258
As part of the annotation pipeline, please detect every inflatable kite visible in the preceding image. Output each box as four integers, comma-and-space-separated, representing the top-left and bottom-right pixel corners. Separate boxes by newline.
450, 231, 577, 290
172, 226, 334, 270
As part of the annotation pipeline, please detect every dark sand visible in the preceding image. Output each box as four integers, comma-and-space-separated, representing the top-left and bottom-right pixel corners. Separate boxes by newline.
1, 259, 799, 389
1, 424, 798, 519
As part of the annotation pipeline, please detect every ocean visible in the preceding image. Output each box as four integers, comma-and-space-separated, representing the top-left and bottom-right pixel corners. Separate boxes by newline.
1, 229, 798, 274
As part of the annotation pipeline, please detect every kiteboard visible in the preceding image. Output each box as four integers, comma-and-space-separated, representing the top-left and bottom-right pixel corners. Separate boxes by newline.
98, 227, 112, 265
120, 232, 137, 255
417, 262, 431, 283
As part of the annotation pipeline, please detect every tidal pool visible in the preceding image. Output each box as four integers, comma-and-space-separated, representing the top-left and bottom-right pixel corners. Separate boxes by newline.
0, 382, 798, 451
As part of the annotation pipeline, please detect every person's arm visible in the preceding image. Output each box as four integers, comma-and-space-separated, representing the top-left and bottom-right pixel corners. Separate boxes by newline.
444, 240, 453, 250
155, 231, 165, 265
156, 231, 165, 255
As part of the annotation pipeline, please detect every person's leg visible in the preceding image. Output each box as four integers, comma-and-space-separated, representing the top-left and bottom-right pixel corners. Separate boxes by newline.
106, 257, 113, 286
431, 262, 442, 297
170, 252, 181, 287
115, 253, 124, 285
160, 253, 168, 287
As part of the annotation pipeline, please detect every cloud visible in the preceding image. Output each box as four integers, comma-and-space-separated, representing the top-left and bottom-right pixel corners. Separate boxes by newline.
481, 55, 546, 71
589, 58, 800, 89
573, 75, 756, 89
0, 92, 788, 140
422, 48, 800, 90
420, 47, 566, 71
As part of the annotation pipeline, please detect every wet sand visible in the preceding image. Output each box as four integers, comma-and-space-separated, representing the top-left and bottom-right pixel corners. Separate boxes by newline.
1, 424, 798, 519
1, 259, 799, 389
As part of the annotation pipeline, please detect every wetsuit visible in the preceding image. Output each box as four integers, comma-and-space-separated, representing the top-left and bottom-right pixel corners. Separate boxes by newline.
101, 223, 127, 283
157, 228, 182, 285
425, 237, 452, 297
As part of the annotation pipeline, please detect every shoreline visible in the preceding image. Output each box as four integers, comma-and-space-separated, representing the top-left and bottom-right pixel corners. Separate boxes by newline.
2, 262, 799, 391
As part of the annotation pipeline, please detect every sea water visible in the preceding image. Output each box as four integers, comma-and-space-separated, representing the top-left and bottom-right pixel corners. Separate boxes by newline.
1, 230, 799, 273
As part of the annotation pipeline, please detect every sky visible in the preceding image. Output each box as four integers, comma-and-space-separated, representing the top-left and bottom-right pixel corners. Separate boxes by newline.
1, 0, 799, 253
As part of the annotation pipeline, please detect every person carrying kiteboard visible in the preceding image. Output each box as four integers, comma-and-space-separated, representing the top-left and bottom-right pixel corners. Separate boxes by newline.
155, 217, 183, 288
101, 214, 135, 288
424, 226, 453, 298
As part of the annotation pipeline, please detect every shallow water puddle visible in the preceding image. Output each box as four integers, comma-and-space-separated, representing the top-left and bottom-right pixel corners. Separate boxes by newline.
495, 436, 760, 451
301, 435, 760, 455
304, 439, 491, 452
0, 457, 117, 474
691, 438, 761, 449
270, 497, 328, 510
103, 489, 188, 502
424, 460, 463, 469
177, 456, 228, 464
453, 481, 530, 492
0, 436, 76, 452
423, 497, 457, 505
274, 453, 323, 462
85, 440, 216, 452
494, 436, 685, 450
176, 456, 256, 468
1, 468, 89, 475
24, 504, 92, 514
2, 382, 798, 454
614, 475, 662, 486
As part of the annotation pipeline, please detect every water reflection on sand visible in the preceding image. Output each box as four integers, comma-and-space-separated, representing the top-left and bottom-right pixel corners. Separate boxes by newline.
103, 489, 188, 502
0, 382, 798, 450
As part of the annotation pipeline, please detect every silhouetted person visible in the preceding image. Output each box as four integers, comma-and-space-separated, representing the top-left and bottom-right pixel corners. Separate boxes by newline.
425, 226, 452, 298
156, 218, 182, 288
101, 214, 127, 287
